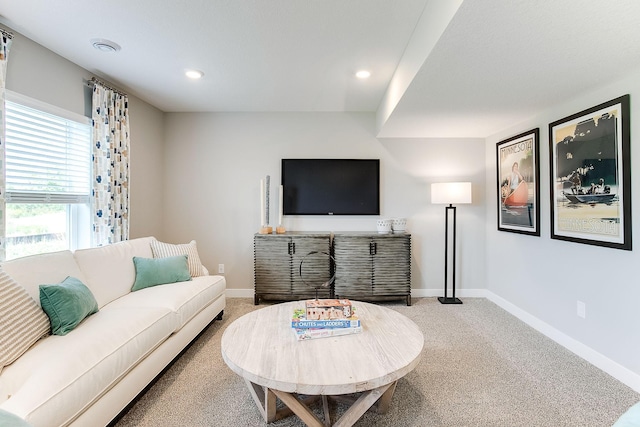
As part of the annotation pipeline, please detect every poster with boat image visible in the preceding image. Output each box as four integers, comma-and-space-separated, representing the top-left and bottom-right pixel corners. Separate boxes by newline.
549, 95, 631, 250
496, 128, 540, 235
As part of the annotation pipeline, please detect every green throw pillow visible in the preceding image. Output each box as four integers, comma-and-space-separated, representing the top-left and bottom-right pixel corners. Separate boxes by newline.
39, 276, 99, 336
132, 255, 192, 292
0, 409, 33, 427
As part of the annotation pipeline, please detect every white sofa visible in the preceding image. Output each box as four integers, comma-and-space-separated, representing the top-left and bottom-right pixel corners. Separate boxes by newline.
0, 237, 226, 427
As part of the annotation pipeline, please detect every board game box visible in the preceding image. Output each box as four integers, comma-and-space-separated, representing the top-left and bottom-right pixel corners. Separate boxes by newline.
304, 299, 353, 320
292, 325, 363, 341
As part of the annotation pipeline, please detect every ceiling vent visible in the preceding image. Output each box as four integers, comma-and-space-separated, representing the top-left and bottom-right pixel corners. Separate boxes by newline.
91, 39, 121, 53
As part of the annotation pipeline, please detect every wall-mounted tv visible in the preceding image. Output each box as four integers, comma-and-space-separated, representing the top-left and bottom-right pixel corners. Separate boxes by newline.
282, 159, 380, 215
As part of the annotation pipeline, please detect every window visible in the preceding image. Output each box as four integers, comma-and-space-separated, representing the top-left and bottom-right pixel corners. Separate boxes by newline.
4, 93, 92, 259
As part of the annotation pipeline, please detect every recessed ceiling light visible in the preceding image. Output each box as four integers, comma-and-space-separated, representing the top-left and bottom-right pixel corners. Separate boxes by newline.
355, 70, 371, 79
185, 69, 204, 79
90, 38, 121, 52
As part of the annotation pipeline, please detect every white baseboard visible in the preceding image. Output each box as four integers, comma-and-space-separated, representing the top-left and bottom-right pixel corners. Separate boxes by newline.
485, 290, 640, 393
226, 288, 487, 299
224, 287, 640, 393
225, 288, 255, 298
411, 288, 487, 298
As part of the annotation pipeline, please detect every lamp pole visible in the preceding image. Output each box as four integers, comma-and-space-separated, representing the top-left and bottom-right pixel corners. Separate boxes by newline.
431, 182, 471, 305
439, 203, 462, 304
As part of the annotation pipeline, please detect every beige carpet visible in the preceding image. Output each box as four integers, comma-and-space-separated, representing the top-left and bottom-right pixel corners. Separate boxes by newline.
114, 298, 639, 426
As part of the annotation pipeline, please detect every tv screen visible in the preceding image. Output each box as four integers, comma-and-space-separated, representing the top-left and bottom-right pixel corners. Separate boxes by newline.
282, 159, 380, 215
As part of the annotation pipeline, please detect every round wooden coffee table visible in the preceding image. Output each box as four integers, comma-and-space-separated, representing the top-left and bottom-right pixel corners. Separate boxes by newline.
221, 301, 423, 427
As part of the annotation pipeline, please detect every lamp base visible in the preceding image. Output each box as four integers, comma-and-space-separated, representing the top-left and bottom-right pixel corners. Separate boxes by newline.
438, 297, 463, 304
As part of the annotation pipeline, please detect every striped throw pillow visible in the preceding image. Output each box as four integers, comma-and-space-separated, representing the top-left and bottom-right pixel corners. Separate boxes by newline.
0, 269, 50, 372
150, 240, 205, 277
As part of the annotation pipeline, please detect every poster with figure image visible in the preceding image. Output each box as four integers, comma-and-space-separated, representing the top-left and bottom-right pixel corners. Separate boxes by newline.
549, 95, 631, 250
496, 129, 540, 235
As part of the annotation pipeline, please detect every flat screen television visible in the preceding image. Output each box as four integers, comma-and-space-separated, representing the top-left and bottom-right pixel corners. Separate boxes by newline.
282, 159, 380, 215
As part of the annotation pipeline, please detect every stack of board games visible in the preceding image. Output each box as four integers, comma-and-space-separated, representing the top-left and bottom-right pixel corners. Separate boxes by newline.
291, 299, 362, 341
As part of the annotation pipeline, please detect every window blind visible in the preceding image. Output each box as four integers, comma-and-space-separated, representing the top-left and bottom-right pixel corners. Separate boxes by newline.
5, 100, 91, 204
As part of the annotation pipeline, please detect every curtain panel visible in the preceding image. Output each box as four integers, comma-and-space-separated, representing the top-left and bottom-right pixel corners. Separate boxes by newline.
91, 82, 130, 246
0, 31, 12, 261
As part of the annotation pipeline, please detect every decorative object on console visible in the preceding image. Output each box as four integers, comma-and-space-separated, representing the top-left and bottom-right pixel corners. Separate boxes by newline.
259, 176, 273, 234
299, 251, 335, 300
431, 182, 472, 304
392, 218, 407, 233
376, 218, 392, 234
276, 184, 286, 234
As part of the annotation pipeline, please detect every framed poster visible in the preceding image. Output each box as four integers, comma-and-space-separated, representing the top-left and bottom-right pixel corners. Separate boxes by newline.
496, 128, 540, 235
549, 95, 631, 250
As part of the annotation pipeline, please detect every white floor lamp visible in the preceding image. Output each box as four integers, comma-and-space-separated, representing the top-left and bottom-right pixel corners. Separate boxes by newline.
431, 182, 472, 304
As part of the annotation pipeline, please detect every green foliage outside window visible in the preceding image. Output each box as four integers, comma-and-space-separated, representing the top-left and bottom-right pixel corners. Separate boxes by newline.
5, 204, 68, 259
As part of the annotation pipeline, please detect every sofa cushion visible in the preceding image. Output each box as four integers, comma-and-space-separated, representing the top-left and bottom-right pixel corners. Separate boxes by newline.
107, 275, 225, 331
0, 251, 89, 306
73, 237, 155, 308
132, 255, 191, 291
0, 270, 50, 373
150, 240, 205, 277
39, 277, 99, 336
0, 305, 175, 427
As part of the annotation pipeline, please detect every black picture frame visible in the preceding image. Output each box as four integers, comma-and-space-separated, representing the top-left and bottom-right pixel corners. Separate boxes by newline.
549, 95, 631, 250
496, 128, 540, 236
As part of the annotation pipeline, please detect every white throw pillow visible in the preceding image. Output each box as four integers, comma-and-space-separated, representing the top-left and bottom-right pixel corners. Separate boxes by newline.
150, 240, 205, 277
0, 269, 50, 372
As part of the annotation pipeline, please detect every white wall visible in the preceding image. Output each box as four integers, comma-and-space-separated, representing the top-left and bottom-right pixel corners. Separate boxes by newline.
485, 69, 640, 387
4, 30, 166, 240
127, 101, 165, 239
162, 112, 486, 296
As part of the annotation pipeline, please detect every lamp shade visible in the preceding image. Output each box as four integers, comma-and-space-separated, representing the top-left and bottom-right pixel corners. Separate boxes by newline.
431, 182, 472, 205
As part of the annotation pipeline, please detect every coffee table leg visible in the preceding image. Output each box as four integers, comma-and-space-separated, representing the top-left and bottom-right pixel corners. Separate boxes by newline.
375, 380, 397, 413
333, 382, 393, 427
244, 379, 277, 422
245, 380, 397, 427
322, 395, 331, 427
271, 389, 326, 427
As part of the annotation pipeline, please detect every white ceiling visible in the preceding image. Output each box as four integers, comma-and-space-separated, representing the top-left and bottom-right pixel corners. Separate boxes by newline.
1, 0, 640, 138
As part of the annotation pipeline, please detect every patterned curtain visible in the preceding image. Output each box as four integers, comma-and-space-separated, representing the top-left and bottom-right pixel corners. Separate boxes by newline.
91, 80, 130, 246
0, 30, 13, 261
